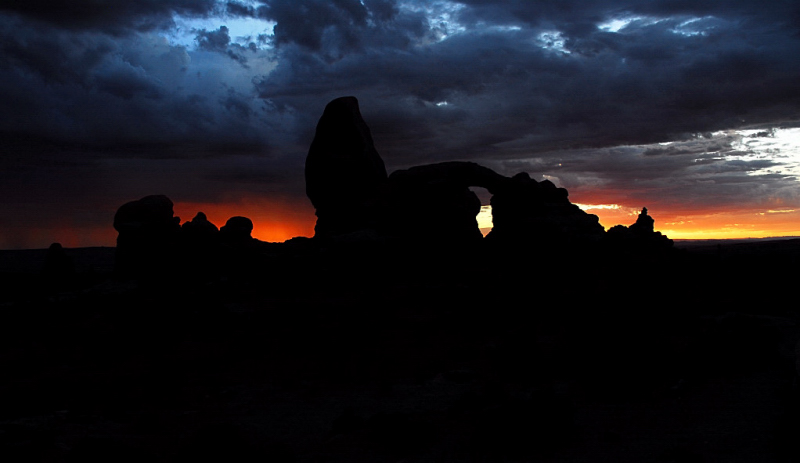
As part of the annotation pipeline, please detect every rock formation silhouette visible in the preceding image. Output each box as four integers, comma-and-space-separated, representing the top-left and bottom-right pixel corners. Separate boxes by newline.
381, 162, 506, 244
111, 189, 285, 279
177, 212, 221, 277
43, 242, 74, 277
607, 207, 673, 250
305, 96, 619, 250
219, 216, 255, 246
181, 212, 219, 245
630, 207, 656, 234
42, 241, 76, 290
486, 172, 605, 246
110, 97, 674, 276
113, 195, 181, 277
306, 96, 388, 239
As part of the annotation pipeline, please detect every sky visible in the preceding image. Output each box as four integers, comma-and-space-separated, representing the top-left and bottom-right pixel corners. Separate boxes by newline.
1, 0, 800, 249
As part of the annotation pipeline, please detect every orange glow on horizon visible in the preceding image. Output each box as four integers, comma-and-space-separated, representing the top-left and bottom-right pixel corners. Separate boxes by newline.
175, 197, 316, 243
3, 198, 798, 250
0, 197, 316, 250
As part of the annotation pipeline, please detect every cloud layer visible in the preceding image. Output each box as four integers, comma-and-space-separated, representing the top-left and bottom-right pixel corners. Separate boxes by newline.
1, 0, 799, 247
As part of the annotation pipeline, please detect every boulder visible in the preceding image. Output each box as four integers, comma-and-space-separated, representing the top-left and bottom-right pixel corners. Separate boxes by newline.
113, 195, 181, 276
219, 216, 255, 245
43, 242, 74, 277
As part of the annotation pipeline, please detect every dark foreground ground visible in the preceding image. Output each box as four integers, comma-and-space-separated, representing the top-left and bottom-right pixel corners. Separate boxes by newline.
1, 238, 799, 462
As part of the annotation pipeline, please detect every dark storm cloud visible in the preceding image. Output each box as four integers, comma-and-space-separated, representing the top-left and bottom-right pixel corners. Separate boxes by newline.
256, 12, 800, 164
259, 0, 368, 51
252, 0, 427, 60
3, 0, 799, 168
454, 0, 800, 30
0, 13, 276, 150
0, 0, 219, 32
225, 1, 258, 18
196, 25, 252, 65
197, 25, 232, 51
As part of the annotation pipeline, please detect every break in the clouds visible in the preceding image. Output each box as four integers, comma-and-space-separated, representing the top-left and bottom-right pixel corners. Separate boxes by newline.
1, 0, 800, 247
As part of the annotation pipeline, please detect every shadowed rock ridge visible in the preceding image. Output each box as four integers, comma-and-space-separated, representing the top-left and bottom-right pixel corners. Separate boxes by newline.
486, 172, 605, 246
305, 96, 642, 250
113, 197, 270, 277
112, 97, 671, 276
607, 207, 673, 250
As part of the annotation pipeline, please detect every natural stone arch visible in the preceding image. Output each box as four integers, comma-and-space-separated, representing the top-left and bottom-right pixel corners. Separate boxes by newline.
380, 162, 510, 243
303, 96, 607, 247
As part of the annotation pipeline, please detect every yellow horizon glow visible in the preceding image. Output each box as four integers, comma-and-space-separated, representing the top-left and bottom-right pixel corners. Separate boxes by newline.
580, 204, 800, 240
475, 202, 800, 240
3, 199, 799, 250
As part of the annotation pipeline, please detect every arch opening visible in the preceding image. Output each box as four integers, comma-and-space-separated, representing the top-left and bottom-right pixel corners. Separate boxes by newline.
470, 187, 493, 236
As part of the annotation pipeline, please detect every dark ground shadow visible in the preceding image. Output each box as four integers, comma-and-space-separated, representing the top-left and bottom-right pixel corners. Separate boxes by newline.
0, 238, 798, 462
